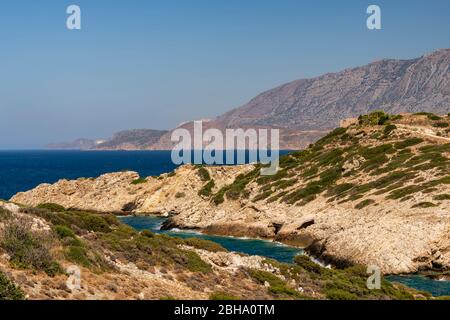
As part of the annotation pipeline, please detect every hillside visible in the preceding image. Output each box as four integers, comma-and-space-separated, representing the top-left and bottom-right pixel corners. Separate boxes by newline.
47, 129, 168, 151
0, 200, 421, 300
14, 112, 450, 275
95, 129, 168, 150
46, 138, 99, 150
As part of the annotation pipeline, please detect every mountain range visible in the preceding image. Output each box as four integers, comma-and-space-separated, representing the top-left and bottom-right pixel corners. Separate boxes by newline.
47, 48, 449, 150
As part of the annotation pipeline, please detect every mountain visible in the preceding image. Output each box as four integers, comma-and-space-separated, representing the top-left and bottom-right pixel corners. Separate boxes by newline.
46, 138, 99, 150
94, 129, 168, 150
47, 48, 449, 150
150, 49, 449, 150
47, 129, 168, 150
17, 111, 450, 275
217, 48, 450, 130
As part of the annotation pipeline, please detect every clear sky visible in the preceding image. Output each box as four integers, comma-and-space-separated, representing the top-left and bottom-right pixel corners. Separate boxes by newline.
0, 0, 449, 149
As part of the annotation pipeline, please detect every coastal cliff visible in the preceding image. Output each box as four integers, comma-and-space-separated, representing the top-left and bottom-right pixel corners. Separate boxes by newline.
12, 112, 450, 275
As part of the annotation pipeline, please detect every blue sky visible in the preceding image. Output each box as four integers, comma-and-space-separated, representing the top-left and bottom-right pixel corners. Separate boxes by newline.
0, 0, 449, 149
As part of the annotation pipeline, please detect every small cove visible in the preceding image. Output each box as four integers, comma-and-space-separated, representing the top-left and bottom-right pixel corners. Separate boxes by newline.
121, 215, 450, 297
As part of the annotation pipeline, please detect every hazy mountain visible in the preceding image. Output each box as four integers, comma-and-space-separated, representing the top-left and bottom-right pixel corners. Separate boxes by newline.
46, 138, 98, 150
94, 129, 168, 150
47, 130, 168, 150
48, 48, 449, 150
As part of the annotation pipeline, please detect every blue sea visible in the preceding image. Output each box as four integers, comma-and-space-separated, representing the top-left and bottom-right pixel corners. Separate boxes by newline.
0, 150, 286, 200
0, 150, 449, 296
0, 150, 178, 200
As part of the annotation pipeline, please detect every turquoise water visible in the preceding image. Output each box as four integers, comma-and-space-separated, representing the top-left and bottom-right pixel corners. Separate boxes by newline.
121, 215, 450, 297
386, 275, 450, 297
119, 215, 303, 264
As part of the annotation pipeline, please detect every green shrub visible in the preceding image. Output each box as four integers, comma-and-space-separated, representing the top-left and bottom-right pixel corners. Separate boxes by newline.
428, 115, 442, 121
183, 238, 226, 252
411, 202, 437, 208
419, 144, 450, 153
360, 144, 394, 159
37, 203, 65, 212
197, 167, 211, 182
325, 288, 358, 300
209, 292, 238, 300
301, 167, 319, 179
358, 111, 390, 126
198, 180, 215, 197
314, 127, 347, 146
141, 230, 155, 238
433, 122, 449, 128
253, 190, 273, 202
184, 250, 212, 273
78, 212, 112, 233
383, 124, 397, 135
0, 208, 12, 221
131, 178, 147, 185
394, 138, 424, 149
355, 199, 376, 209
433, 194, 450, 201
388, 185, 423, 199
24, 208, 117, 235
54, 225, 76, 239
65, 245, 91, 268
390, 114, 403, 121
327, 183, 354, 197
212, 189, 226, 205
294, 255, 324, 274
250, 270, 299, 298
175, 192, 186, 198
0, 220, 62, 276
0, 272, 24, 300
414, 112, 440, 120
211, 170, 260, 205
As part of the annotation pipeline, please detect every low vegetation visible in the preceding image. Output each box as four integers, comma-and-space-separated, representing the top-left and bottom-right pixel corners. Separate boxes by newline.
0, 219, 62, 276
203, 111, 449, 209
175, 192, 186, 198
0, 272, 24, 300
209, 292, 238, 300
198, 180, 215, 197
249, 255, 421, 300
131, 177, 148, 185
197, 166, 211, 182
0, 194, 432, 300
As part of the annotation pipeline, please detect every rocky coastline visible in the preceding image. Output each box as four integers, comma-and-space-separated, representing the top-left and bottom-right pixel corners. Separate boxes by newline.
11, 113, 450, 276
